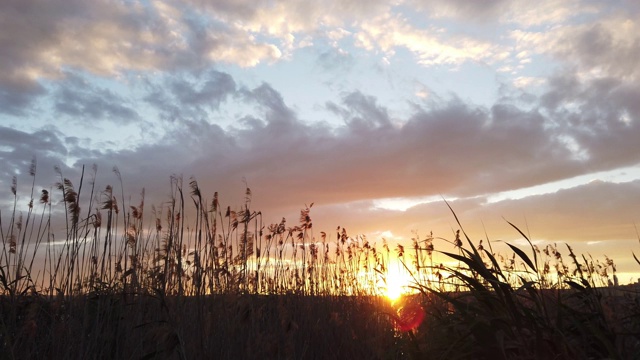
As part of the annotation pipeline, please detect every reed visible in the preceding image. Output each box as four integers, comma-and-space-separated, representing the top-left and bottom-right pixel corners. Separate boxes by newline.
1, 162, 638, 359
398, 201, 640, 359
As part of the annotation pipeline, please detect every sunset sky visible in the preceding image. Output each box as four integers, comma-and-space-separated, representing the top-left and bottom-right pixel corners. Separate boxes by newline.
2, 0, 640, 282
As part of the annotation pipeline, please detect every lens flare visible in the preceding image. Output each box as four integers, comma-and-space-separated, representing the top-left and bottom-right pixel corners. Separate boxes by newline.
395, 302, 425, 332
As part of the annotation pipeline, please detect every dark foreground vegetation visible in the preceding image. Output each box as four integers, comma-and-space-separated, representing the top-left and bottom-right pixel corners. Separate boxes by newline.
2, 161, 640, 359
1, 293, 407, 359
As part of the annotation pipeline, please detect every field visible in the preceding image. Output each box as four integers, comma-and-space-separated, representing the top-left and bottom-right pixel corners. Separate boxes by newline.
2, 163, 640, 359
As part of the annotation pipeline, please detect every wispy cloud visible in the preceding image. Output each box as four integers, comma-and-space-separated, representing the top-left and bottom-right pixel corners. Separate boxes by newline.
356, 14, 504, 66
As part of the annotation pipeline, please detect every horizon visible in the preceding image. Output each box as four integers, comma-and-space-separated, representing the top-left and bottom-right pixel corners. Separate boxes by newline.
1, 0, 640, 283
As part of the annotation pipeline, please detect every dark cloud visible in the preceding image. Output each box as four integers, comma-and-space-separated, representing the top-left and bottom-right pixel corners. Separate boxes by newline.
0, 126, 67, 165
541, 72, 640, 171
0, 75, 47, 116
104, 81, 632, 214
5, 72, 640, 218
239, 83, 298, 127
53, 72, 140, 124
144, 84, 187, 124
169, 71, 236, 109
83, 81, 608, 215
145, 70, 237, 123
0, 126, 76, 199
565, 22, 640, 79
339, 91, 393, 129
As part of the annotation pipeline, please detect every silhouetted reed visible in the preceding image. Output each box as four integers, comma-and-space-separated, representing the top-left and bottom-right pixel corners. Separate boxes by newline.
1, 161, 639, 359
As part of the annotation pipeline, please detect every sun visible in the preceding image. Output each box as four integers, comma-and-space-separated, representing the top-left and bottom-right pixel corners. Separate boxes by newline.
386, 281, 403, 302
384, 266, 412, 303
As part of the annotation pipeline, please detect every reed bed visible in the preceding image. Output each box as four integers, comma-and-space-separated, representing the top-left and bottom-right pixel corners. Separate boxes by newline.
1, 161, 639, 359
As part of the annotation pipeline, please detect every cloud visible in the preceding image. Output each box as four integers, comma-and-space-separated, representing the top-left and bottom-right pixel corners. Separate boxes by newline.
53, 72, 141, 124
3, 72, 640, 275
409, 0, 510, 22
538, 71, 640, 170
40, 75, 631, 219
171, 71, 236, 109
328, 90, 392, 129
411, 0, 597, 27
0, 0, 286, 115
0, 73, 47, 116
0, 126, 75, 198
477, 179, 640, 243
513, 77, 545, 88
558, 19, 640, 79
84, 78, 627, 217
5, 64, 639, 217
7, 0, 613, 118
0, 0, 164, 114
356, 14, 505, 66
171, 0, 394, 61
511, 15, 640, 79
185, 0, 391, 36
316, 48, 354, 73
143, 70, 237, 124
506, 0, 595, 27
305, 179, 640, 263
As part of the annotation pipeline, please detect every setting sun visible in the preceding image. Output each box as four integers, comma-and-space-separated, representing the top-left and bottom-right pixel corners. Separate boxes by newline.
384, 266, 413, 303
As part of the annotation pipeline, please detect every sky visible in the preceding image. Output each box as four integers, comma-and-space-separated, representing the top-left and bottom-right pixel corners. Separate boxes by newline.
2, 0, 640, 282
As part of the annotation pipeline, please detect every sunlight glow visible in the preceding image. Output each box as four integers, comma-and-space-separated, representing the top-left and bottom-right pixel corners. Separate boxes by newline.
384, 266, 412, 303
386, 281, 403, 303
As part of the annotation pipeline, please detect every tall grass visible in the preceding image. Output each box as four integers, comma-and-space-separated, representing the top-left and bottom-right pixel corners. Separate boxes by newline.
1, 162, 639, 359
0, 163, 389, 298
397, 202, 640, 359
0, 162, 398, 359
